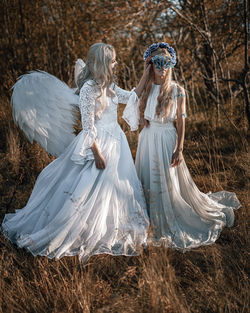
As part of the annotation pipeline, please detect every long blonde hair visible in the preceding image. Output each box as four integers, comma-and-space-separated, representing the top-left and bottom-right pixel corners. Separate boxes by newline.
139, 48, 177, 120
77, 43, 115, 116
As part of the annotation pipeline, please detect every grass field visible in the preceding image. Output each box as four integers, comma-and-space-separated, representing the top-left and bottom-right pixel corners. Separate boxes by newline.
0, 93, 249, 313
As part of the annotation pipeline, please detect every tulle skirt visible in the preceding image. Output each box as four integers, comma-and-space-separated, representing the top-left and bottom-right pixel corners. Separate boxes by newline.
2, 126, 149, 262
135, 121, 241, 250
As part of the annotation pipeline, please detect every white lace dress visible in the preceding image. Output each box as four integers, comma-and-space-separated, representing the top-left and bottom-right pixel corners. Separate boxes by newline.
2, 80, 149, 262
135, 82, 241, 249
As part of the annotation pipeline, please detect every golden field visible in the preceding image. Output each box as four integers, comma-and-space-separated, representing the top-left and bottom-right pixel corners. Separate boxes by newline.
0, 1, 249, 312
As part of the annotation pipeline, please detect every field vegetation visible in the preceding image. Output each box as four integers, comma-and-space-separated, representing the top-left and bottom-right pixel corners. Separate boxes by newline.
0, 1, 249, 312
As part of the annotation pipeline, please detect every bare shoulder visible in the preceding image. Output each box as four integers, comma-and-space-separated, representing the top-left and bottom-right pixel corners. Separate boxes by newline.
173, 82, 185, 98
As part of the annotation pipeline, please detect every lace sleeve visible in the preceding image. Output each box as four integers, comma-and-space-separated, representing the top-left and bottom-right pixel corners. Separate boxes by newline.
114, 85, 140, 131
71, 81, 98, 164
114, 85, 134, 104
79, 81, 98, 135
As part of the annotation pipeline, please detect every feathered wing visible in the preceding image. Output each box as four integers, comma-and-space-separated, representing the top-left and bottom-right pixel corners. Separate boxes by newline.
74, 58, 86, 87
11, 70, 79, 157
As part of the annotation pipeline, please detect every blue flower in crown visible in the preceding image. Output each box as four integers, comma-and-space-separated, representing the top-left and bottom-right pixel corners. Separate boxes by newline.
151, 55, 176, 70
143, 42, 177, 67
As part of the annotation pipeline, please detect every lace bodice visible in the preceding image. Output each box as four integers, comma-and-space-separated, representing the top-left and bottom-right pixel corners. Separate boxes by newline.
71, 80, 140, 163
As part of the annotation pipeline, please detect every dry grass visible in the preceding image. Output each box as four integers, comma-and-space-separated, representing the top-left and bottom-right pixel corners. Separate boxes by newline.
0, 93, 249, 313
0, 1, 248, 311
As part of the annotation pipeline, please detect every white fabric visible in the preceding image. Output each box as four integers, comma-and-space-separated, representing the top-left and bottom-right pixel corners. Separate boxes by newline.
2, 79, 149, 262
144, 83, 186, 123
135, 83, 241, 250
74, 58, 86, 87
11, 71, 79, 157
71, 81, 98, 163
118, 85, 140, 130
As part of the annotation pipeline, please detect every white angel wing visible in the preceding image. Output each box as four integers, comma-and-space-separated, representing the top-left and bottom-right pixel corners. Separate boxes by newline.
74, 58, 86, 87
11, 70, 79, 157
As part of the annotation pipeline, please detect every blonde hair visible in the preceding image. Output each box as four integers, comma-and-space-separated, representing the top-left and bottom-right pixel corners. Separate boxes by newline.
139, 48, 179, 119
77, 43, 115, 116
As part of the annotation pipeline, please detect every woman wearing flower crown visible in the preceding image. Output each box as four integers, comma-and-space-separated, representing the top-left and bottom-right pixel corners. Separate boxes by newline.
1, 42, 150, 262
132, 42, 241, 249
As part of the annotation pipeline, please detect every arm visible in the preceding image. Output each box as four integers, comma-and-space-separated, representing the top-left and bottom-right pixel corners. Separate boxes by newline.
115, 85, 140, 131
118, 63, 151, 130
136, 59, 152, 127
114, 62, 151, 104
134, 62, 151, 97
171, 88, 186, 167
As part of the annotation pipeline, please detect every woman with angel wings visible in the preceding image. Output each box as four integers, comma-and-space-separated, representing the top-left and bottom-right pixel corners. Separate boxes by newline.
1, 43, 150, 262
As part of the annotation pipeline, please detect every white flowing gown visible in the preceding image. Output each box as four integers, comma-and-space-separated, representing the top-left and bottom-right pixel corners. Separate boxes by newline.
135, 82, 241, 250
2, 80, 149, 262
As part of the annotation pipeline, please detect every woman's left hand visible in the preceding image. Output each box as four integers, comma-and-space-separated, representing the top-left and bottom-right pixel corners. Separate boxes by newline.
144, 57, 152, 71
142, 57, 152, 78
171, 150, 183, 167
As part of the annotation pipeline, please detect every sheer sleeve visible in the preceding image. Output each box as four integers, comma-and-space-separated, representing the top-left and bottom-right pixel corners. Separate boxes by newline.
71, 81, 98, 164
114, 85, 140, 131
114, 85, 134, 104
176, 86, 187, 119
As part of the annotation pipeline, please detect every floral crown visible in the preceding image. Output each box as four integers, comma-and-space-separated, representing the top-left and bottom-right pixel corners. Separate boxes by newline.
143, 42, 177, 67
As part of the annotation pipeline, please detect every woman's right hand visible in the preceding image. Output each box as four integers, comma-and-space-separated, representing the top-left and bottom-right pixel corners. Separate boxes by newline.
94, 152, 106, 170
